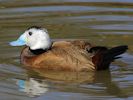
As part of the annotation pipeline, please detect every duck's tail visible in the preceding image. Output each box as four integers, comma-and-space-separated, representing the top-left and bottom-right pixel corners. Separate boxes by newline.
89, 45, 128, 70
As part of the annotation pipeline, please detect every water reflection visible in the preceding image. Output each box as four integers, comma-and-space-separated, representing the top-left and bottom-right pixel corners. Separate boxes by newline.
15, 69, 128, 98
16, 78, 48, 97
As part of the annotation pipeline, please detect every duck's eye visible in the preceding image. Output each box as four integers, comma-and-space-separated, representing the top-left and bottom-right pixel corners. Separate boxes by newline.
28, 32, 32, 36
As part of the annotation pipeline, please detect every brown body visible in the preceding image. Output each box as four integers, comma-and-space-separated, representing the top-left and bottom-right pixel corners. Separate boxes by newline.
21, 40, 128, 71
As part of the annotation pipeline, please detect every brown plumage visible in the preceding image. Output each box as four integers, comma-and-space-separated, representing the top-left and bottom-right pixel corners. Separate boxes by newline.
20, 40, 128, 71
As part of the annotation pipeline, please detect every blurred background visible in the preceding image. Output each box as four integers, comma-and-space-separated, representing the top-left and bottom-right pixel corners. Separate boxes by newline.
0, 0, 133, 100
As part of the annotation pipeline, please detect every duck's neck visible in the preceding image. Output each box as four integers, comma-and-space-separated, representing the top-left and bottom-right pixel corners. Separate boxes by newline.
29, 41, 53, 55
29, 47, 51, 55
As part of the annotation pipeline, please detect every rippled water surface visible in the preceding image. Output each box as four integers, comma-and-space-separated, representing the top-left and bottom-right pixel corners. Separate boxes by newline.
0, 0, 133, 100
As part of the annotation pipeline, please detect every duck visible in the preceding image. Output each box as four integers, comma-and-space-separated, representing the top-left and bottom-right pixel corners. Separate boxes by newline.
9, 26, 128, 71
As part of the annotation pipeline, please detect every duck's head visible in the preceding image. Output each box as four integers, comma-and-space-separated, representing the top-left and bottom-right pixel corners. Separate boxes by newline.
10, 26, 52, 50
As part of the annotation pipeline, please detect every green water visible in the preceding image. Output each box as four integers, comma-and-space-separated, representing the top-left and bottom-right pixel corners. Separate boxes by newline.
0, 0, 133, 100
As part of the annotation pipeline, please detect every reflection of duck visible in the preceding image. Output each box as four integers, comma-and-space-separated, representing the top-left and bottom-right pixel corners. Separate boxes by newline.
10, 26, 128, 71
16, 70, 128, 97
16, 78, 48, 97
27, 69, 95, 83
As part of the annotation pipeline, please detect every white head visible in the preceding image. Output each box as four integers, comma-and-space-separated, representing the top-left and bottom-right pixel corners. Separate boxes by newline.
10, 26, 52, 50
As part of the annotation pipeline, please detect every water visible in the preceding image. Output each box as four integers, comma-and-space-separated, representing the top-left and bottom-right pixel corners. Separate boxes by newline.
0, 0, 133, 100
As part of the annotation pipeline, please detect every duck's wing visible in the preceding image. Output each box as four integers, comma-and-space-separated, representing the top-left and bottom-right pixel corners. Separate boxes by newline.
33, 41, 95, 71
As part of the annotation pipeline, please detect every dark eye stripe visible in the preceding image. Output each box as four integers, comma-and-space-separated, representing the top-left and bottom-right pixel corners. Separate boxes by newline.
29, 32, 32, 36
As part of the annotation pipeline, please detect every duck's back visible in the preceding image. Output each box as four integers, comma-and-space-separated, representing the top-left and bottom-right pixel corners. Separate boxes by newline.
21, 40, 95, 71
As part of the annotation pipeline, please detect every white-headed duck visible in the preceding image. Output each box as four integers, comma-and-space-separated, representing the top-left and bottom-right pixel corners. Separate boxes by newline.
10, 26, 128, 71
